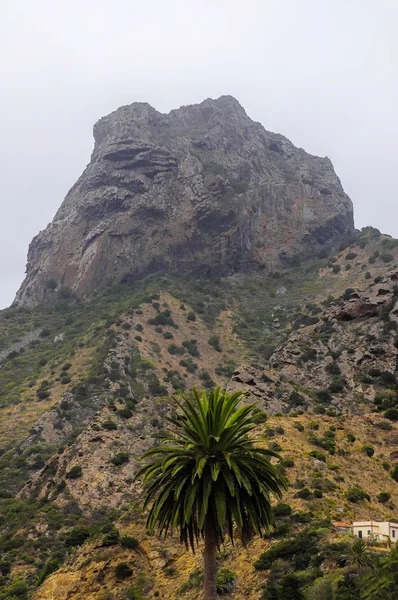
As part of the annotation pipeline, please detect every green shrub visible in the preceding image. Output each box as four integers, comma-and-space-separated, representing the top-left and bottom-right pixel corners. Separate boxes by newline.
332, 265, 341, 274
365, 271, 371, 279
281, 458, 294, 468
345, 263, 352, 271
199, 370, 215, 389
313, 489, 323, 498
346, 487, 370, 503
167, 343, 185, 356
163, 331, 173, 339
65, 465, 82, 479
187, 311, 196, 321
345, 252, 358, 260
391, 465, 398, 482
273, 503, 292, 517
117, 407, 133, 419
293, 421, 304, 432
384, 407, 398, 421
182, 339, 200, 357
135, 323, 143, 332
362, 445, 375, 457
134, 335, 142, 342
102, 420, 118, 430
208, 334, 222, 352
316, 390, 333, 404
148, 311, 175, 326
252, 410, 267, 424
347, 433, 356, 443
122, 323, 131, 330
111, 452, 129, 466
216, 568, 236, 594
102, 528, 120, 546
377, 492, 391, 503
60, 376, 71, 385
120, 535, 140, 550
64, 526, 90, 547
179, 358, 198, 373
309, 450, 326, 462
381, 253, 394, 263
62, 362, 72, 371
254, 529, 319, 570
295, 487, 312, 500
115, 562, 133, 579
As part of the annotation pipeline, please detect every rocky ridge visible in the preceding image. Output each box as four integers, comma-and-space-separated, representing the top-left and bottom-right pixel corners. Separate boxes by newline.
16, 96, 353, 306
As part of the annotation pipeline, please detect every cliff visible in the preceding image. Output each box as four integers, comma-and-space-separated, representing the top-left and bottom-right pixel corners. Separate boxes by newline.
15, 96, 353, 306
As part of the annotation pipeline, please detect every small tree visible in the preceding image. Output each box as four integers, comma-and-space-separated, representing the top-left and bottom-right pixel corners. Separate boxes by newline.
135, 388, 286, 600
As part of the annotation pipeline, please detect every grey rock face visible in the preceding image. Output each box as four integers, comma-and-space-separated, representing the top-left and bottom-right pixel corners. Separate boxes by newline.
15, 96, 354, 306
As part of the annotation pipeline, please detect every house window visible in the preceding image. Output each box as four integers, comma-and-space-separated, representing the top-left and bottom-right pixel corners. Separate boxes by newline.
358, 530, 362, 538
392, 530, 396, 539
367, 530, 371, 536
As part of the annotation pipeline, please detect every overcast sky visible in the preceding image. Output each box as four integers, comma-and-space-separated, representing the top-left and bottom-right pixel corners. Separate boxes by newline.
1, 0, 397, 309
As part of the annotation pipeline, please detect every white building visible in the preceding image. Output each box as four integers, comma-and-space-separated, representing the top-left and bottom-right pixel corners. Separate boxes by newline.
352, 521, 398, 543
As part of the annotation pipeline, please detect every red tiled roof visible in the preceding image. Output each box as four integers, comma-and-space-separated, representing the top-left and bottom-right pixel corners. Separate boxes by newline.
332, 521, 350, 527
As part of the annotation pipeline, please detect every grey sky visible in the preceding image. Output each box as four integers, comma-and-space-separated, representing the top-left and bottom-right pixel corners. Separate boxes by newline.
1, 0, 397, 309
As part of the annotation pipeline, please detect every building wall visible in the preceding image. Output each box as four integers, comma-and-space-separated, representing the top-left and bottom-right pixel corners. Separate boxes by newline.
353, 521, 398, 543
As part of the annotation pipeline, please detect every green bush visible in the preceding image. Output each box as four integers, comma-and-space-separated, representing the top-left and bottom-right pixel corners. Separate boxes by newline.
117, 407, 133, 419
65, 465, 82, 480
281, 458, 294, 468
381, 253, 394, 263
187, 311, 196, 321
377, 492, 391, 503
216, 568, 236, 594
362, 445, 375, 457
148, 311, 175, 326
273, 503, 292, 517
346, 487, 370, 503
167, 343, 185, 356
102, 528, 120, 546
163, 331, 173, 339
293, 421, 304, 432
252, 410, 267, 424
345, 252, 358, 260
120, 535, 140, 550
332, 265, 341, 274
102, 420, 118, 430
208, 334, 222, 352
179, 357, 198, 373
295, 487, 312, 500
347, 433, 356, 443
134, 323, 143, 332
182, 339, 200, 357
384, 407, 398, 421
111, 452, 129, 466
115, 562, 133, 579
64, 526, 90, 547
391, 465, 398, 482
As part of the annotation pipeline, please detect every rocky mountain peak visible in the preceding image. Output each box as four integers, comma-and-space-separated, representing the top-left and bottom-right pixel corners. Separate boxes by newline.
15, 96, 354, 306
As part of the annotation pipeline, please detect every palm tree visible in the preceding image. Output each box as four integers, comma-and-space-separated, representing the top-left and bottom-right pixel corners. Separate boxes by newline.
135, 387, 286, 600
345, 539, 374, 573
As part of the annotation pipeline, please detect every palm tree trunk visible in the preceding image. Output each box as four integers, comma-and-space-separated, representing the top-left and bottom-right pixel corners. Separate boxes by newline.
204, 517, 218, 600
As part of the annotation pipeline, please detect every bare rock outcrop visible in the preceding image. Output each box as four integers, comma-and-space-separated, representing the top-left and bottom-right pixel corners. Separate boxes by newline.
15, 96, 353, 306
